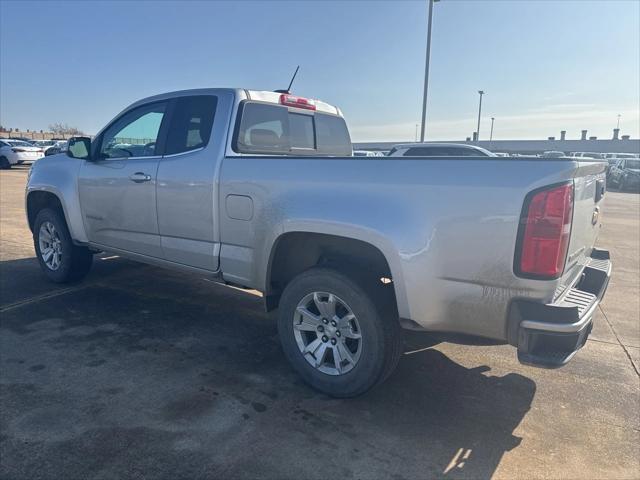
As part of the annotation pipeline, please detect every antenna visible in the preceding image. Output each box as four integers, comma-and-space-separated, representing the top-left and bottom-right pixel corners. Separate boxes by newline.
287, 65, 300, 93
274, 66, 300, 94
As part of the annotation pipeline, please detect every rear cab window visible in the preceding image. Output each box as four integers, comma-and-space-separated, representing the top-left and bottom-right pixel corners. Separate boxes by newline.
234, 101, 352, 156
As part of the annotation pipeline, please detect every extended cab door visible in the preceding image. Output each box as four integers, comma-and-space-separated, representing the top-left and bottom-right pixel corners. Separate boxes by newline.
78, 101, 169, 257
156, 94, 220, 271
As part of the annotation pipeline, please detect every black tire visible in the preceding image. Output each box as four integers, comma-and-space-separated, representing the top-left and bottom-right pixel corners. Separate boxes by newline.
278, 267, 402, 398
33, 208, 93, 283
0, 156, 11, 169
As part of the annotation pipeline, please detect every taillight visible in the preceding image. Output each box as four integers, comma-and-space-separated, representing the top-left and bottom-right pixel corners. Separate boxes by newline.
12, 148, 26, 152
279, 94, 316, 110
516, 183, 574, 278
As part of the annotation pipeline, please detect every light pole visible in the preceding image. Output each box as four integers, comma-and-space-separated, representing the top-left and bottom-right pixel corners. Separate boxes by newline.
617, 114, 621, 130
476, 90, 485, 142
490, 117, 495, 142
415, 124, 419, 142
420, 0, 439, 142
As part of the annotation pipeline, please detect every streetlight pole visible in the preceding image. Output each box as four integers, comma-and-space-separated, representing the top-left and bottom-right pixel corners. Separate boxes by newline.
476, 90, 485, 142
617, 114, 621, 130
419, 0, 437, 143
415, 124, 419, 142
490, 117, 495, 142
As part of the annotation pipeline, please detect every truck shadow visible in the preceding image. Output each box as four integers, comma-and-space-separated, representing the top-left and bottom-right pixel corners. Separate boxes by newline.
358, 338, 536, 479
0, 255, 535, 480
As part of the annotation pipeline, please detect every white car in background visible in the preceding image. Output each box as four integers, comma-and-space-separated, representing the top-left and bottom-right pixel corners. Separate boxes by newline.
43, 140, 69, 156
353, 150, 384, 157
31, 140, 59, 152
569, 152, 605, 160
542, 151, 566, 158
387, 143, 496, 157
0, 139, 44, 169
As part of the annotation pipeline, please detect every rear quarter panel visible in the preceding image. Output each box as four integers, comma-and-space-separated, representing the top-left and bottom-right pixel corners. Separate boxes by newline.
219, 156, 586, 340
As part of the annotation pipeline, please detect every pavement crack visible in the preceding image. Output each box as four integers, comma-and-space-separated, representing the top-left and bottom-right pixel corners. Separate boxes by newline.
598, 305, 640, 378
587, 338, 622, 346
0, 284, 94, 313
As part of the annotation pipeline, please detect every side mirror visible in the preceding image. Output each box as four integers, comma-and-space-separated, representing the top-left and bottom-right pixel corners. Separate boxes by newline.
67, 137, 91, 160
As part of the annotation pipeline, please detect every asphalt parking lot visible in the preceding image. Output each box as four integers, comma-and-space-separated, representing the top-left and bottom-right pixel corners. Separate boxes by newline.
1, 164, 638, 480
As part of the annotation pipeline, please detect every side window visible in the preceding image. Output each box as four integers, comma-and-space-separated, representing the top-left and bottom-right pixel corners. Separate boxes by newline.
404, 147, 444, 156
437, 148, 457, 156
455, 148, 482, 157
403, 148, 422, 156
99, 102, 167, 159
165, 95, 218, 155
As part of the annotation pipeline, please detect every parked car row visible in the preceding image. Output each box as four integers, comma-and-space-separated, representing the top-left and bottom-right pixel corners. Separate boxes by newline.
0, 138, 69, 168
0, 139, 45, 169
569, 151, 639, 165
356, 147, 638, 161
43, 140, 68, 156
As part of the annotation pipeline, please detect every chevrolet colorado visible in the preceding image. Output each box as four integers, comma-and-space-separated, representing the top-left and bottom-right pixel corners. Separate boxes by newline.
26, 88, 611, 397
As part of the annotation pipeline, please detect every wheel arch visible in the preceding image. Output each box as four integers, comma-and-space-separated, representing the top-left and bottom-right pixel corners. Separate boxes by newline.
263, 230, 408, 319
26, 190, 65, 231
26, 188, 87, 244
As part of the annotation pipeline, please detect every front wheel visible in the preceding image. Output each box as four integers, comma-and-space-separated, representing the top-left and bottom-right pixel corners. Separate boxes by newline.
277, 267, 401, 397
33, 208, 93, 283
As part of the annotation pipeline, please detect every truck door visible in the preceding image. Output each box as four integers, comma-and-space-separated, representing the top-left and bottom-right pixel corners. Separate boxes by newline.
78, 101, 169, 258
156, 94, 220, 271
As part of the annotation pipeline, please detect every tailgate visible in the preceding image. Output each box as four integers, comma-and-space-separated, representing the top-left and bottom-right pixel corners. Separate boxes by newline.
558, 160, 607, 296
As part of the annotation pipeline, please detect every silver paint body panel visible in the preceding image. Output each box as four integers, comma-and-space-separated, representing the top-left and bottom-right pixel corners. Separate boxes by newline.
26, 88, 607, 342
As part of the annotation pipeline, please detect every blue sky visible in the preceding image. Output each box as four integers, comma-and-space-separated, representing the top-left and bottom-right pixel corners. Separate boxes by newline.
1, 0, 638, 141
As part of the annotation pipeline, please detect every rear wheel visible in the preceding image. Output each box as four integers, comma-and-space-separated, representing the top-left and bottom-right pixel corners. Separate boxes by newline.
277, 267, 401, 397
33, 208, 93, 283
0, 156, 11, 169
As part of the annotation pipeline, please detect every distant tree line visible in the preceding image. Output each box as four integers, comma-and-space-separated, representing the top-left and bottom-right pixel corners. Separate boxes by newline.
48, 123, 85, 136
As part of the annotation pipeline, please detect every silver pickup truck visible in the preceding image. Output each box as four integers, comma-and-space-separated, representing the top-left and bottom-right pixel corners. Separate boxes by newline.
26, 88, 612, 397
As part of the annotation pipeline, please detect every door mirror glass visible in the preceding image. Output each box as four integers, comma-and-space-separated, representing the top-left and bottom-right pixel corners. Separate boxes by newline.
67, 137, 91, 160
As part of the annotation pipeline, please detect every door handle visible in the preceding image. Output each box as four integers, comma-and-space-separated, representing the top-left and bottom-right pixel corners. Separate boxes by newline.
129, 172, 152, 183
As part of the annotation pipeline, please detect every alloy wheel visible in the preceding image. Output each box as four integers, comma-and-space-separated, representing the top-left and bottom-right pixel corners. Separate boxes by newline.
292, 292, 363, 375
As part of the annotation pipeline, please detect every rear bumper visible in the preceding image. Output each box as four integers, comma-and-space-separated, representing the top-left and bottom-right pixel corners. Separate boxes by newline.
508, 248, 611, 368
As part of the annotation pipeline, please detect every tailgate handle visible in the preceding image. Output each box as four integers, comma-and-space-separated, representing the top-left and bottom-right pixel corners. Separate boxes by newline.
595, 179, 605, 203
